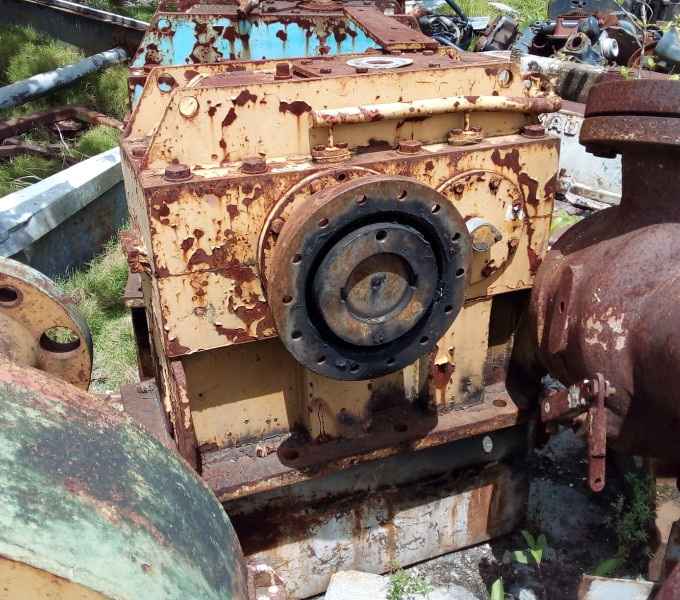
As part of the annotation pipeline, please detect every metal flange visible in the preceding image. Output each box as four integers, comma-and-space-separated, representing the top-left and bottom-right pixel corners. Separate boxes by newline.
267, 175, 473, 380
0, 256, 92, 389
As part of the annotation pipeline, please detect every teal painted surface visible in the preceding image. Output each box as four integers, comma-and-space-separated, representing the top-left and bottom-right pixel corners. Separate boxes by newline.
0, 358, 248, 600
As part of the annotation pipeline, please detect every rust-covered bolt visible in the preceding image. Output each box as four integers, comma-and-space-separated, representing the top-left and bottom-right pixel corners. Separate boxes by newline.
423, 49, 435, 56
242, 156, 267, 174
390, 50, 402, 56
522, 124, 546, 138
453, 182, 465, 195
320, 67, 332, 74
313, 144, 326, 152
489, 177, 501, 190
450, 128, 462, 136
131, 146, 146, 158
355, 66, 369, 74
271, 218, 285, 234
336, 141, 349, 149
507, 236, 519, 252
301, 59, 313, 65
164, 163, 191, 181
275, 62, 292, 80
429, 62, 441, 68
398, 140, 422, 154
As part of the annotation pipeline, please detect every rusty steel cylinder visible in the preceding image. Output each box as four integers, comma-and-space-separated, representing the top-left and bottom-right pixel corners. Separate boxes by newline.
530, 80, 680, 458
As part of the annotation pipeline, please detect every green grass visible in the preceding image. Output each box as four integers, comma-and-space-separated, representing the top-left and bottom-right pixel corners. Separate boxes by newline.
58, 233, 138, 394
446, 0, 547, 29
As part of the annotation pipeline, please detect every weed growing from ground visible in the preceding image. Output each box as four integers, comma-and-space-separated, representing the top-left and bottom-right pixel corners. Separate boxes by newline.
387, 567, 434, 600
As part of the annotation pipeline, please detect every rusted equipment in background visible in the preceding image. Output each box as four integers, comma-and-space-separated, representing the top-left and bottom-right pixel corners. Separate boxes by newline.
530, 81, 680, 487
0, 256, 249, 599
121, 43, 560, 595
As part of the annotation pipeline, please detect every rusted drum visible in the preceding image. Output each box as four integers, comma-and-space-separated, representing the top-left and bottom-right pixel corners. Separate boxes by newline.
0, 256, 92, 388
529, 80, 680, 458
267, 175, 473, 380
0, 357, 248, 599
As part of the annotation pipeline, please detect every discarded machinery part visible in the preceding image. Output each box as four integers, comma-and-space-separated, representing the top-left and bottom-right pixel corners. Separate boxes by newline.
598, 34, 619, 60
466, 217, 503, 252
0, 148, 127, 279
561, 32, 606, 66
0, 137, 78, 163
267, 175, 473, 380
309, 94, 562, 127
0, 256, 92, 389
0, 104, 123, 142
0, 357, 249, 600
0, 47, 129, 111
540, 373, 613, 491
0, 0, 147, 55
530, 79, 680, 459
605, 25, 641, 66
474, 14, 519, 52
310, 144, 352, 163
345, 56, 414, 69
448, 126, 485, 145
654, 26, 680, 73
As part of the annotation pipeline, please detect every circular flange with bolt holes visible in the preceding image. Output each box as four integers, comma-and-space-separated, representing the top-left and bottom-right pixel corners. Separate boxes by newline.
267, 176, 473, 381
0, 256, 92, 389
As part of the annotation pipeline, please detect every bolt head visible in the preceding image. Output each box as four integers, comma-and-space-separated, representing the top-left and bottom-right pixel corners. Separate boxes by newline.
429, 62, 441, 68
320, 67, 332, 74
275, 62, 292, 80
522, 124, 546, 138
453, 182, 465, 194
336, 141, 349, 149
164, 163, 191, 181
242, 156, 267, 174
489, 177, 501, 190
398, 140, 422, 154
271, 218, 285, 234
355, 66, 368, 74
544, 402, 550, 413
131, 146, 146, 158
313, 144, 326, 152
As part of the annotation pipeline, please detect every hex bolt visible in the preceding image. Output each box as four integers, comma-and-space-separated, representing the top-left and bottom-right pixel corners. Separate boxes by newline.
313, 144, 326, 152
131, 146, 146, 158
399, 140, 422, 154
301, 59, 313, 65
320, 68, 332, 74
271, 218, 285, 234
275, 62, 292, 80
450, 128, 462, 136
336, 141, 349, 149
423, 50, 435, 56
164, 163, 191, 181
355, 67, 369, 74
242, 156, 267, 174
429, 62, 441, 68
508, 236, 519, 252
522, 124, 546, 138
453, 182, 465, 195
489, 177, 501, 190
482, 436, 493, 453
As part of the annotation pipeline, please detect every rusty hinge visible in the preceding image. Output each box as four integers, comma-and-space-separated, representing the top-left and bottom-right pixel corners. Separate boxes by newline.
541, 373, 614, 492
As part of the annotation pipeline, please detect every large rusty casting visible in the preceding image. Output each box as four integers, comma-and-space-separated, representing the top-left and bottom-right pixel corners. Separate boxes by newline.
530, 79, 680, 461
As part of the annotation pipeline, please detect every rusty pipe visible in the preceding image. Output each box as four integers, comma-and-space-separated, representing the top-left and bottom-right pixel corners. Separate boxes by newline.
309, 94, 562, 127
529, 80, 680, 459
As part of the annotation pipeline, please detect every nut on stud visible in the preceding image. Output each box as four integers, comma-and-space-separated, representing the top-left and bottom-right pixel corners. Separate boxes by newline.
242, 156, 267, 174
522, 124, 546, 138
275, 62, 292, 80
398, 140, 422, 154
164, 163, 191, 181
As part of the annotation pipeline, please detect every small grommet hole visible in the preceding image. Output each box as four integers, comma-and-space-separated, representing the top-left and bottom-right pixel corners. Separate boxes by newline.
431, 204, 440, 214
397, 190, 407, 200
376, 230, 388, 242
387, 356, 396, 365
282, 295, 293, 305
317, 356, 326, 364
292, 254, 302, 264
336, 172, 347, 181
318, 217, 329, 228
350, 363, 360, 373
291, 330, 302, 340
420, 336, 428, 344
451, 232, 461, 242
444, 305, 453, 314
0, 286, 22, 308
493, 399, 507, 408
455, 268, 465, 277
356, 194, 366, 204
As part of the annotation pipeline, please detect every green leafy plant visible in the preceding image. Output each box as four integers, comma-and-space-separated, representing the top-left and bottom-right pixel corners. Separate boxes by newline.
490, 576, 505, 600
550, 210, 585, 235
603, 472, 655, 574
386, 568, 434, 600
507, 530, 548, 600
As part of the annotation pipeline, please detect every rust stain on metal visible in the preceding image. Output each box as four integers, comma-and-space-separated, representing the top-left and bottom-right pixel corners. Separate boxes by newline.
278, 100, 312, 116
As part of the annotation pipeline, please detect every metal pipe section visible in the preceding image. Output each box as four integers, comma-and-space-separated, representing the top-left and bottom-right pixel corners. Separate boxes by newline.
310, 94, 562, 127
0, 46, 128, 110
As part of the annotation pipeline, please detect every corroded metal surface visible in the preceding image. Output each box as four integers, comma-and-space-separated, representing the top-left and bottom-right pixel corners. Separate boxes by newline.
530, 79, 680, 459
0, 256, 92, 388
0, 357, 248, 599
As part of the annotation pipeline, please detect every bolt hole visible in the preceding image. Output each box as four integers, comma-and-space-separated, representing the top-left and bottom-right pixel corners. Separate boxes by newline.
392, 422, 408, 433
350, 363, 360, 373
356, 194, 366, 205
282, 294, 293, 305
387, 356, 396, 365
397, 190, 407, 200
336, 172, 347, 181
455, 268, 465, 277
376, 230, 388, 242
292, 254, 302, 264
291, 330, 302, 340
444, 305, 453, 314
279, 447, 300, 461
431, 204, 440, 214
493, 399, 507, 408
559, 301, 565, 314
39, 328, 80, 354
594, 477, 602, 484
420, 336, 428, 344
317, 355, 326, 364
0, 286, 22, 308
318, 217, 329, 228
451, 232, 461, 242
